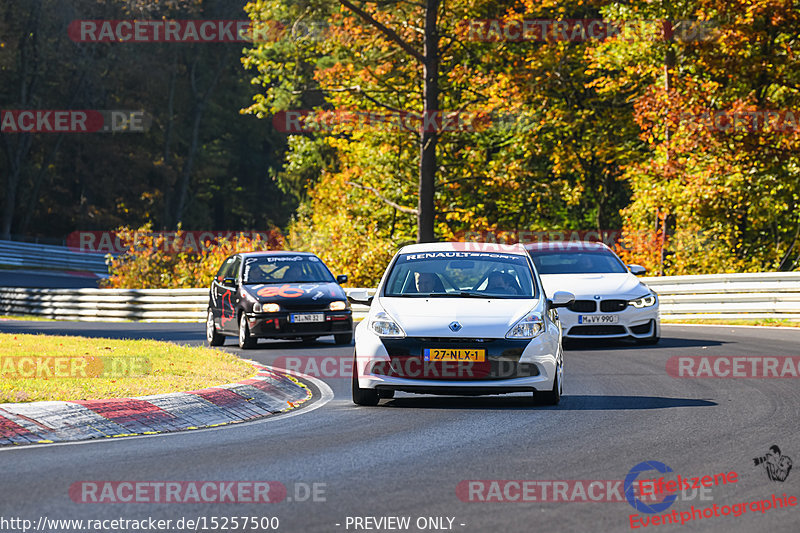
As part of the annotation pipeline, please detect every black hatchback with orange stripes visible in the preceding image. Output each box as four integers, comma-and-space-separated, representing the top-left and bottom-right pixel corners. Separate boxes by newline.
206, 251, 353, 349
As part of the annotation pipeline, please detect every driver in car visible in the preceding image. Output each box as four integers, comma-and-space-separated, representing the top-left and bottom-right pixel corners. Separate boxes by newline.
486, 271, 517, 294
414, 272, 439, 293
283, 263, 308, 282
248, 265, 270, 283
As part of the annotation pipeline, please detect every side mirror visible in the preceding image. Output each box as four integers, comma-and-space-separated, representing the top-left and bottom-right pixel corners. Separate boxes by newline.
223, 277, 237, 287
548, 291, 575, 309
628, 264, 647, 276
336, 274, 348, 284
347, 289, 373, 306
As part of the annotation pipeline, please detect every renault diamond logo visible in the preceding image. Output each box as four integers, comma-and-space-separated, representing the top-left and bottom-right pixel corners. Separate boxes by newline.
449, 321, 462, 332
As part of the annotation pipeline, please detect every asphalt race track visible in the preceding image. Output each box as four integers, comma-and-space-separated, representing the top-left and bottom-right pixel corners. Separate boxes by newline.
0, 320, 798, 533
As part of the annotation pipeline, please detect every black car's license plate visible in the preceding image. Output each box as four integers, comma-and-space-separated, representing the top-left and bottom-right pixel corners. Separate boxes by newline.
289, 313, 325, 323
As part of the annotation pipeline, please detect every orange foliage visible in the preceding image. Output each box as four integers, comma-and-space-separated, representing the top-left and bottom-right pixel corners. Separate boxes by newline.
102, 224, 285, 289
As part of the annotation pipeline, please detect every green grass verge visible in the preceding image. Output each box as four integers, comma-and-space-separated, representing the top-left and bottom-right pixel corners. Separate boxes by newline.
663, 318, 800, 328
0, 333, 255, 403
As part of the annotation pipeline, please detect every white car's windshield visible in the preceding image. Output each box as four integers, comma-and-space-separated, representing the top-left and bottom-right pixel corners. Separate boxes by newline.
529, 250, 628, 274
384, 252, 536, 298
242, 255, 334, 284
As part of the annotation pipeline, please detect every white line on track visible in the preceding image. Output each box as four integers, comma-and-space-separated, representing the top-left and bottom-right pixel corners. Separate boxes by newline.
663, 323, 800, 331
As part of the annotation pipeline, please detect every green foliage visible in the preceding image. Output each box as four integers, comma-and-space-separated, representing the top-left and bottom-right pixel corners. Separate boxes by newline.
4, 0, 799, 282
286, 168, 408, 287
604, 0, 800, 274
243, 0, 799, 279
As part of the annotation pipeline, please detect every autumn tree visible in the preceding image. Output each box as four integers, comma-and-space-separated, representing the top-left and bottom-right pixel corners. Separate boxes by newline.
244, 0, 464, 243
595, 0, 800, 273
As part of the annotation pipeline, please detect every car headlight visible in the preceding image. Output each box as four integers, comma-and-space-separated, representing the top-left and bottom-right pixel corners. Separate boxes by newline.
329, 300, 347, 311
254, 302, 281, 313
370, 311, 405, 338
506, 312, 544, 339
629, 293, 657, 308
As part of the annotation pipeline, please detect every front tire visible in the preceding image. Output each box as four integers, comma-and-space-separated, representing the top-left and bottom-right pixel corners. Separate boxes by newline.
352, 353, 379, 406
206, 309, 225, 346
535, 367, 561, 406
238, 313, 256, 349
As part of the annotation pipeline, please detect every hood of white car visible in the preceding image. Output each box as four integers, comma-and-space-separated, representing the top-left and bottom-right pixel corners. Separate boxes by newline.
539, 273, 649, 300
377, 297, 538, 337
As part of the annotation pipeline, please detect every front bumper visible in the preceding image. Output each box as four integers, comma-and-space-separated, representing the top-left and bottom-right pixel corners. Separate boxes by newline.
354, 322, 560, 393
559, 306, 659, 339
246, 310, 352, 338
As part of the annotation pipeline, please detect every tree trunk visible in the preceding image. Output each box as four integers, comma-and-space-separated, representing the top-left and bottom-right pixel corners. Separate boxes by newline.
19, 134, 64, 234
172, 51, 225, 227
416, 0, 440, 243
174, 105, 203, 226
1, 136, 31, 240
1, 0, 41, 240
161, 48, 178, 229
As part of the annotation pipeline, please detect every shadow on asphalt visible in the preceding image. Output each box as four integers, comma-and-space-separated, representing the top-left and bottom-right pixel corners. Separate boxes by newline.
380, 394, 717, 410
0, 321, 205, 341
0, 321, 353, 349
563, 336, 725, 351
246, 338, 352, 350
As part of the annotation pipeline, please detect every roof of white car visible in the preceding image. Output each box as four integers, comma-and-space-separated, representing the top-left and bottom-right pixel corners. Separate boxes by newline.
525, 241, 613, 252
398, 242, 529, 255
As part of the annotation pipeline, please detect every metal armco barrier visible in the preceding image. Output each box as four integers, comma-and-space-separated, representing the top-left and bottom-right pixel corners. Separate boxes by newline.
0, 239, 109, 275
0, 274, 799, 322
0, 288, 208, 322
643, 272, 800, 320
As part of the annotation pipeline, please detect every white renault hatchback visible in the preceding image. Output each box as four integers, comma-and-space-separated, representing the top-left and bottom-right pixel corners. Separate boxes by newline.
348, 243, 574, 406
525, 241, 660, 344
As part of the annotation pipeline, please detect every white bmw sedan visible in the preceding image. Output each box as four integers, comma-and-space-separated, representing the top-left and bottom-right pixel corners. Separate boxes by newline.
526, 242, 660, 344
348, 243, 574, 406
